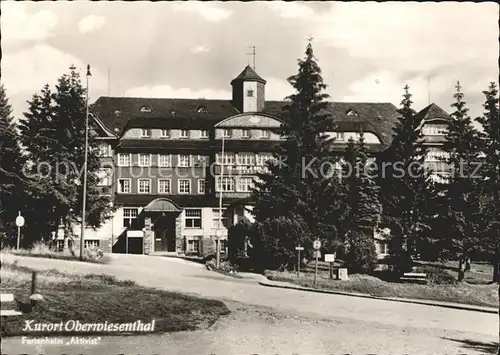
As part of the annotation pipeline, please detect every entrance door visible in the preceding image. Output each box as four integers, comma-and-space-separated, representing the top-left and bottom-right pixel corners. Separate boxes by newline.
153, 215, 176, 252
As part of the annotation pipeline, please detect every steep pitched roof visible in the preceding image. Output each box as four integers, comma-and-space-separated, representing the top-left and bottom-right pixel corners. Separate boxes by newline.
91, 97, 399, 147
230, 65, 267, 84
414, 103, 452, 123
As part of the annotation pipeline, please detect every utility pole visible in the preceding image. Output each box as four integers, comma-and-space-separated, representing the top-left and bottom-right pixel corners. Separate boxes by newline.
79, 64, 91, 260
216, 134, 226, 268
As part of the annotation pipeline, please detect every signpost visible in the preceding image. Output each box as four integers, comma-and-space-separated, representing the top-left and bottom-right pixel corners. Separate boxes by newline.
295, 246, 304, 278
15, 211, 25, 250
313, 239, 321, 285
325, 253, 336, 279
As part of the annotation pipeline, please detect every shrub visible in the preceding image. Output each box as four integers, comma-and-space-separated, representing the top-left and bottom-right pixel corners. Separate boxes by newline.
344, 231, 377, 274
206, 259, 238, 273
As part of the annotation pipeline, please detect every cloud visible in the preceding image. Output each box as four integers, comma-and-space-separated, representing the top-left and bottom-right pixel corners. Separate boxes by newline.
264, 2, 315, 19
191, 45, 209, 54
0, 2, 58, 45
172, 2, 232, 22
78, 15, 106, 34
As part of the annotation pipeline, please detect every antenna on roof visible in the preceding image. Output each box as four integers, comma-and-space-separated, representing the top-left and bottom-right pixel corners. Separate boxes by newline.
247, 46, 256, 70
428, 76, 431, 105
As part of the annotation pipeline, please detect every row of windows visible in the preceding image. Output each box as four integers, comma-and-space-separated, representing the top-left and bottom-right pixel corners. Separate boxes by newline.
426, 148, 450, 162
122, 208, 228, 229
117, 176, 256, 194
422, 124, 448, 136
138, 128, 272, 139
116, 153, 274, 167
117, 154, 209, 167
118, 178, 205, 194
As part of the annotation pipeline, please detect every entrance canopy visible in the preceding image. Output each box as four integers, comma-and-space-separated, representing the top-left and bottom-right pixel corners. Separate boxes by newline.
142, 198, 182, 213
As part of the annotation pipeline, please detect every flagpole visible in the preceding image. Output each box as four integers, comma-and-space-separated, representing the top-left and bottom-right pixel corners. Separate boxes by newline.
80, 65, 91, 260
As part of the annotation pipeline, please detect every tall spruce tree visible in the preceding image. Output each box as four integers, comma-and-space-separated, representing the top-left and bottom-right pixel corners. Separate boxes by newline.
250, 42, 338, 269
18, 66, 113, 246
377, 85, 434, 273
476, 82, 500, 282
441, 81, 483, 281
0, 84, 26, 245
341, 133, 381, 273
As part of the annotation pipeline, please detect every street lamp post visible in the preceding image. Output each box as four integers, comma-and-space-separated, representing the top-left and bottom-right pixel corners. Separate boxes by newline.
79, 65, 91, 260
216, 134, 225, 268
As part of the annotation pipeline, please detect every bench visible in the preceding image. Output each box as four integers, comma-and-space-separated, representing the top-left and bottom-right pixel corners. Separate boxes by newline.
1, 293, 23, 316
400, 272, 428, 284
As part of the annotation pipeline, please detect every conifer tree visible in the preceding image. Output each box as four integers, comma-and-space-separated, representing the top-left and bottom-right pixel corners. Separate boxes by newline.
0, 84, 26, 245
341, 133, 381, 273
377, 85, 434, 273
441, 81, 483, 281
476, 82, 500, 282
18, 66, 113, 245
250, 42, 338, 269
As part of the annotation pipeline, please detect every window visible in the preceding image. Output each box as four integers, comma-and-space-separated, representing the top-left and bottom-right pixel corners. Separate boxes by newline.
198, 179, 206, 194
158, 154, 171, 167
238, 177, 254, 192
237, 153, 255, 166
178, 179, 191, 194
197, 107, 208, 113
200, 130, 209, 138
117, 153, 130, 167
260, 130, 270, 139
97, 168, 112, 186
138, 179, 151, 194
346, 109, 358, 116
212, 208, 228, 228
138, 153, 151, 167
216, 177, 234, 192
187, 238, 201, 253
180, 130, 189, 139
118, 179, 131, 193
192, 155, 209, 167
256, 153, 273, 166
161, 129, 170, 138
335, 132, 345, 141
158, 179, 171, 194
98, 143, 110, 157
123, 208, 138, 228
84, 240, 100, 249
140, 129, 151, 138
247, 89, 254, 97
422, 124, 447, 136
185, 209, 202, 228
222, 129, 231, 138
178, 155, 190, 167
220, 239, 228, 253
140, 106, 152, 113
426, 148, 450, 162
241, 129, 250, 138
216, 153, 235, 165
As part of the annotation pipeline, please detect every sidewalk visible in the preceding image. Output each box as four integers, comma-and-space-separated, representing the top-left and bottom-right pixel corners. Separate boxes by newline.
257, 277, 498, 314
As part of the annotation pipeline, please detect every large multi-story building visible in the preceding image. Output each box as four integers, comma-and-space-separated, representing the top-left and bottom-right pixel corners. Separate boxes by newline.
78, 65, 452, 257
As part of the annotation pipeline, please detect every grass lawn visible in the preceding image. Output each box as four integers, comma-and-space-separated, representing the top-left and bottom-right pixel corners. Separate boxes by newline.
0, 262, 230, 337
2, 243, 110, 264
266, 261, 498, 308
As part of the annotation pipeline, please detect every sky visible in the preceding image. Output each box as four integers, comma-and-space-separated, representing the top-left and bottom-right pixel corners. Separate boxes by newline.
1, 1, 498, 121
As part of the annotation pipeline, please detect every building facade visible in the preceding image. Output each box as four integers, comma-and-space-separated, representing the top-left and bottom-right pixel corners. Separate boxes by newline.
79, 65, 451, 257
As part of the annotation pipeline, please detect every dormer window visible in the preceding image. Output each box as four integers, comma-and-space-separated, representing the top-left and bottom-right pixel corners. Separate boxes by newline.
346, 109, 358, 116
222, 129, 231, 138
200, 130, 209, 139
335, 132, 345, 141
241, 129, 250, 138
161, 129, 170, 138
140, 129, 151, 138
260, 130, 270, 139
180, 129, 189, 139
140, 106, 152, 113
197, 107, 208, 113
247, 89, 254, 97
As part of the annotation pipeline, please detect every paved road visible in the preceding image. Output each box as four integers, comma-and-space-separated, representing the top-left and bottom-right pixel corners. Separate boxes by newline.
1, 253, 498, 354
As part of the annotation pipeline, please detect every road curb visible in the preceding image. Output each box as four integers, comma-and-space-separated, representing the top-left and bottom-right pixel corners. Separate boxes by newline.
258, 280, 497, 314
